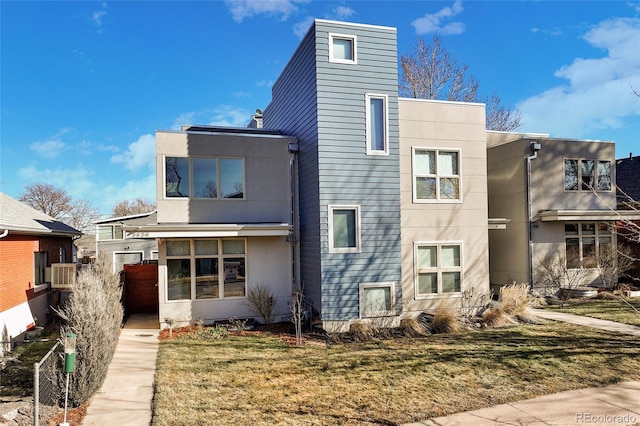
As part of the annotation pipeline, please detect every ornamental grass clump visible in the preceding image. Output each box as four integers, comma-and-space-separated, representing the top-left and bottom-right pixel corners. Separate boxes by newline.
483, 282, 537, 326
431, 300, 461, 334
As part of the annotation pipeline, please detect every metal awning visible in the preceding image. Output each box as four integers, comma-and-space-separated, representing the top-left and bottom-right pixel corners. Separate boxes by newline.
122, 223, 292, 239
536, 210, 640, 222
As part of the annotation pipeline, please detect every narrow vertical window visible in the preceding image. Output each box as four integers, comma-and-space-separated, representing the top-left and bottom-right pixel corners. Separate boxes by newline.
193, 158, 217, 198
581, 160, 594, 190
597, 161, 611, 191
564, 159, 578, 191
220, 158, 244, 199
366, 94, 388, 155
329, 33, 357, 64
166, 157, 190, 198
328, 205, 361, 253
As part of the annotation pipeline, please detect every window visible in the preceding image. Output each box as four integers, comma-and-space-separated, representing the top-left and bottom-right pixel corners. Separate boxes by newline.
564, 159, 611, 192
329, 33, 356, 64
360, 282, 395, 318
97, 225, 123, 240
34, 251, 48, 285
415, 243, 462, 297
328, 205, 361, 253
165, 239, 246, 301
365, 94, 388, 155
412, 148, 461, 202
164, 156, 244, 200
565, 222, 613, 268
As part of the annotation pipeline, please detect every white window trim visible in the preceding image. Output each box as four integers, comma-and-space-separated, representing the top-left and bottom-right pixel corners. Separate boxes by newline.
412, 147, 463, 204
365, 93, 389, 156
112, 250, 145, 273
97, 224, 124, 241
328, 33, 357, 64
359, 281, 396, 318
564, 222, 614, 269
328, 205, 361, 253
414, 241, 464, 299
165, 239, 247, 303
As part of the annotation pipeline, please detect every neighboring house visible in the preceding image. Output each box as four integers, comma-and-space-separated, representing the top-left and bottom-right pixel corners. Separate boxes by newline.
486, 133, 640, 291
94, 211, 158, 273
123, 127, 299, 325
615, 154, 640, 282
0, 193, 81, 352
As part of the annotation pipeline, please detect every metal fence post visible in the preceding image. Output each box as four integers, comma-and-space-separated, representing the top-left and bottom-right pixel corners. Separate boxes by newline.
34, 362, 39, 426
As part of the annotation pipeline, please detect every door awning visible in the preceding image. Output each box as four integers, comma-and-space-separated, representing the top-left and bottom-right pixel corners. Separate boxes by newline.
122, 223, 292, 238
536, 210, 640, 222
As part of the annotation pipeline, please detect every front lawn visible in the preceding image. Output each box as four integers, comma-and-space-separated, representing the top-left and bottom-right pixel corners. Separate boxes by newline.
152, 322, 640, 425
543, 298, 640, 326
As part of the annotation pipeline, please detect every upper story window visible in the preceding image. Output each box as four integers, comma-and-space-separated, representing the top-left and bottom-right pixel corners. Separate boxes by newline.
412, 148, 461, 202
34, 251, 48, 285
366, 94, 389, 155
329, 33, 357, 64
165, 156, 245, 200
328, 205, 361, 253
97, 224, 124, 240
564, 159, 612, 192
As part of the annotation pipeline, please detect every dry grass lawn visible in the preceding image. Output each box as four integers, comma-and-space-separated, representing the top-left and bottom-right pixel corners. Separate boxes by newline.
543, 297, 640, 326
153, 322, 640, 425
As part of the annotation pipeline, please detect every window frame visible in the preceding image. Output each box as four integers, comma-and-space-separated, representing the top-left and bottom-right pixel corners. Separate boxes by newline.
412, 147, 462, 203
359, 282, 396, 318
563, 158, 612, 192
33, 251, 48, 289
564, 222, 614, 269
164, 156, 245, 201
414, 241, 464, 299
164, 238, 247, 302
328, 33, 357, 64
97, 224, 124, 241
328, 205, 361, 253
365, 93, 389, 156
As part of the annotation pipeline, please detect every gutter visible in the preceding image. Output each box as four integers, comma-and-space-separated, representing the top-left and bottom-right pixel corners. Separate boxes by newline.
526, 140, 542, 287
0, 229, 8, 239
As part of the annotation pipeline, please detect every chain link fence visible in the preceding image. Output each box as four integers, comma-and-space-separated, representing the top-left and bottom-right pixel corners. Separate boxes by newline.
33, 340, 64, 426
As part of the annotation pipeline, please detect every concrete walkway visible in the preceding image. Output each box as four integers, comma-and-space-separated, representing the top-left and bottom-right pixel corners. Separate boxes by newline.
531, 308, 640, 337
81, 314, 159, 426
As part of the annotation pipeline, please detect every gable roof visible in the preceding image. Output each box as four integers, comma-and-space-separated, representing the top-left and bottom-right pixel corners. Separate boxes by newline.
617, 155, 640, 205
0, 192, 82, 236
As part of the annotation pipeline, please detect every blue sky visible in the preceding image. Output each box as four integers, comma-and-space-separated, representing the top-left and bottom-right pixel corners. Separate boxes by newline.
2, 0, 639, 217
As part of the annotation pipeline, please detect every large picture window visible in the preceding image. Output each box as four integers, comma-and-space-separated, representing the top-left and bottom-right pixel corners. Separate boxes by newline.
365, 93, 388, 155
565, 222, 612, 268
329, 33, 357, 64
97, 224, 124, 240
328, 205, 361, 253
165, 239, 246, 301
165, 156, 244, 199
415, 243, 462, 297
413, 148, 461, 202
564, 159, 611, 192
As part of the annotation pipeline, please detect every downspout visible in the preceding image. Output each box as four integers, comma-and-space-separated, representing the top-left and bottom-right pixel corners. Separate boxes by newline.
526, 141, 542, 286
288, 142, 300, 292
0, 229, 8, 239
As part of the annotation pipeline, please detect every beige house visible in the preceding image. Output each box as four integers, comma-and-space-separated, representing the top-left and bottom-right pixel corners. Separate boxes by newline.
487, 132, 640, 292
399, 99, 490, 313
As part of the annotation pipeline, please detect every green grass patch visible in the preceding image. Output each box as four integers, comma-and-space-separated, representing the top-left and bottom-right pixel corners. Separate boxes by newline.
153, 323, 640, 425
543, 298, 640, 326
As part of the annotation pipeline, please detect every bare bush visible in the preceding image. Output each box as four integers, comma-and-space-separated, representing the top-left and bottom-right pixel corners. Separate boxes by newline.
289, 289, 304, 346
245, 284, 278, 324
460, 287, 488, 317
536, 251, 590, 301
56, 254, 123, 407
597, 244, 636, 289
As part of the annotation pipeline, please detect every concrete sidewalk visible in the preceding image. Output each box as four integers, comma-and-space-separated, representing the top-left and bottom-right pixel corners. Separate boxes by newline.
81, 314, 159, 426
531, 308, 640, 337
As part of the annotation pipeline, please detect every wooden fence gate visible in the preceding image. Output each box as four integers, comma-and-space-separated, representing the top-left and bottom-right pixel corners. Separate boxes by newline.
122, 263, 158, 314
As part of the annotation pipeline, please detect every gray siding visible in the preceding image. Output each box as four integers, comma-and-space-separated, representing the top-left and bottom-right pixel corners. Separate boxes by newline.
264, 20, 403, 321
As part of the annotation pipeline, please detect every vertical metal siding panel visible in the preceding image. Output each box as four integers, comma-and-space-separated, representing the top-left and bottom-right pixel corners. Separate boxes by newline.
315, 22, 402, 321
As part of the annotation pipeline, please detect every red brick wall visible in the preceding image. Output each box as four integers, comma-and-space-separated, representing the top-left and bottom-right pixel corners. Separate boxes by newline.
0, 234, 74, 312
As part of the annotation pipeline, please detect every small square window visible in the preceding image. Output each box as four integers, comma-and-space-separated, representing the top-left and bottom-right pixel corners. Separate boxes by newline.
328, 205, 361, 253
360, 282, 395, 318
415, 242, 463, 297
413, 148, 461, 202
329, 33, 357, 64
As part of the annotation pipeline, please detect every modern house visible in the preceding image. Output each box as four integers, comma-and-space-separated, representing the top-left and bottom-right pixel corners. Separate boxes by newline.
94, 211, 158, 273
0, 193, 81, 352
615, 154, 640, 282
486, 133, 640, 291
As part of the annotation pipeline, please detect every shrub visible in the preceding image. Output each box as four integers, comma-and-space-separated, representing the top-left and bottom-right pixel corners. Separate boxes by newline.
56, 254, 123, 407
245, 284, 278, 324
348, 321, 373, 341
399, 316, 428, 336
431, 300, 461, 334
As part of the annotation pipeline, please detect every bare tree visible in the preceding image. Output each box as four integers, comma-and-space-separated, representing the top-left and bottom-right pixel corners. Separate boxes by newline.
535, 251, 590, 301
66, 198, 100, 232
112, 198, 156, 217
400, 36, 521, 132
19, 183, 72, 219
597, 244, 636, 289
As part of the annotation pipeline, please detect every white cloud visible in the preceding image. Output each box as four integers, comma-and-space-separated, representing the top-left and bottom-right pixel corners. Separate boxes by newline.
209, 105, 252, 127
293, 16, 315, 39
334, 6, 355, 20
518, 17, 640, 138
171, 112, 197, 130
225, 0, 306, 23
256, 80, 274, 87
31, 139, 67, 158
91, 2, 108, 33
412, 0, 465, 35
110, 134, 156, 172
17, 164, 95, 199
100, 174, 156, 214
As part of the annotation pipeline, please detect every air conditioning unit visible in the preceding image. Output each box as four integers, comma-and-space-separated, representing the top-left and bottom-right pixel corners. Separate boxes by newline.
51, 263, 77, 290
